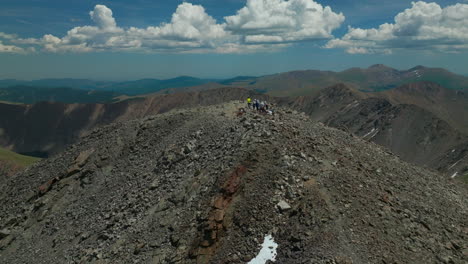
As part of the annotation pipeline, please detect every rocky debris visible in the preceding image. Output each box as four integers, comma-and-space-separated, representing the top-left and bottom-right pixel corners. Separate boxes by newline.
283, 84, 468, 177
0, 87, 265, 157
0, 161, 23, 179
0, 228, 10, 239
276, 200, 291, 212
0, 101, 467, 264
67, 149, 95, 176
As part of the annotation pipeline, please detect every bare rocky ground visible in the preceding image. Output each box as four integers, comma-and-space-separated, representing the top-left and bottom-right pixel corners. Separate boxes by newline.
0, 101, 467, 264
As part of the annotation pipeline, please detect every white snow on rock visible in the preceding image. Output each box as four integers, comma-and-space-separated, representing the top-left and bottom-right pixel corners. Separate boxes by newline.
362, 128, 375, 138
448, 159, 461, 170
363, 128, 379, 139
248, 234, 278, 264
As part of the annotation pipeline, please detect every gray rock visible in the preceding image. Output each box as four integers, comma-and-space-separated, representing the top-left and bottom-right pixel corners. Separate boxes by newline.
0, 229, 11, 239
277, 200, 292, 211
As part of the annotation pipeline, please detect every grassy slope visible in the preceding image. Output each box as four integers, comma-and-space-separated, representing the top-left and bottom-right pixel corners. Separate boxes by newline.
0, 147, 41, 168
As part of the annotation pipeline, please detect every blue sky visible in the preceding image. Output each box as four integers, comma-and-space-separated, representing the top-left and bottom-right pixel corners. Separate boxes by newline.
0, 0, 467, 80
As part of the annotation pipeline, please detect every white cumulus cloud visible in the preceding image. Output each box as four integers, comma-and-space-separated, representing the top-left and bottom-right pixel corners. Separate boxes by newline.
90, 5, 118, 30
121, 3, 228, 52
0, 32, 17, 40
326, 1, 468, 54
3, 1, 344, 54
0, 40, 26, 53
27, 3, 228, 53
225, 0, 345, 43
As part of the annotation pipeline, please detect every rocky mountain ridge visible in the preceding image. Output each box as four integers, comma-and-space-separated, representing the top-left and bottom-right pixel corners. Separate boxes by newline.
1, 82, 467, 181
0, 88, 264, 156
280, 83, 468, 178
0, 102, 466, 263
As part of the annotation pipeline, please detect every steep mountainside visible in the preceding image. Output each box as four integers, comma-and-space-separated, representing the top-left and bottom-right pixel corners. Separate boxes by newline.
0, 88, 266, 156
0, 102, 466, 263
377, 81, 468, 134
283, 84, 468, 177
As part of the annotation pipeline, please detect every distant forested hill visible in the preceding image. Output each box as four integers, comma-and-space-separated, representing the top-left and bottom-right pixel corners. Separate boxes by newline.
0, 86, 120, 104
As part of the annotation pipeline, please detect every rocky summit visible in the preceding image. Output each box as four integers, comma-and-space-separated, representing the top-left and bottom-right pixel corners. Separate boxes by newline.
0, 101, 467, 264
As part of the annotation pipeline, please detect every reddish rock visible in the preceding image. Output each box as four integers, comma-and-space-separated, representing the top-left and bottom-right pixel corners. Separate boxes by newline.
213, 210, 224, 222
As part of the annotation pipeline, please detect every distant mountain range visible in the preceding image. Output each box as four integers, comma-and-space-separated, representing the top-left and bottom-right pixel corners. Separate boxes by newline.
218, 64, 468, 96
0, 86, 119, 104
0, 76, 216, 103
0, 76, 217, 92
1, 65, 468, 104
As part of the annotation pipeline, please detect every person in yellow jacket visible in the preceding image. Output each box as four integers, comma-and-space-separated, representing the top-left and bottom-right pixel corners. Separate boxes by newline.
247, 97, 252, 109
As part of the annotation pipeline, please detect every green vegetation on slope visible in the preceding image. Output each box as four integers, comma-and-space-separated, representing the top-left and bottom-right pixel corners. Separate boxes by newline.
0, 146, 41, 168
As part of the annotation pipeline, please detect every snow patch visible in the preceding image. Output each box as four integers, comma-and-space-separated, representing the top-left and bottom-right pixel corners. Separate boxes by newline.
451, 171, 458, 178
248, 234, 278, 264
363, 128, 379, 139
343, 101, 360, 111
369, 129, 379, 139
448, 159, 461, 170
413, 70, 421, 78
362, 128, 375, 138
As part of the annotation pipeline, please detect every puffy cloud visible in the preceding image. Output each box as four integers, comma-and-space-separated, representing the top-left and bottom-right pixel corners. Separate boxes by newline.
213, 42, 290, 54
0, 41, 25, 53
5, 1, 344, 53
326, 1, 468, 54
225, 0, 344, 43
0, 32, 17, 40
26, 3, 227, 53
121, 3, 228, 51
346, 47, 371, 54
0, 33, 36, 53
154, 3, 226, 41
90, 5, 117, 30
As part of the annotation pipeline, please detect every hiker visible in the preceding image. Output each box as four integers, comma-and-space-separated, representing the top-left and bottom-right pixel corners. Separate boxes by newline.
254, 99, 259, 110
259, 101, 265, 112
247, 97, 252, 109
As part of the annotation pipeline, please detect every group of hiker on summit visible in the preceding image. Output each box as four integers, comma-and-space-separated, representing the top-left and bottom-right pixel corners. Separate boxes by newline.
246, 97, 273, 115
